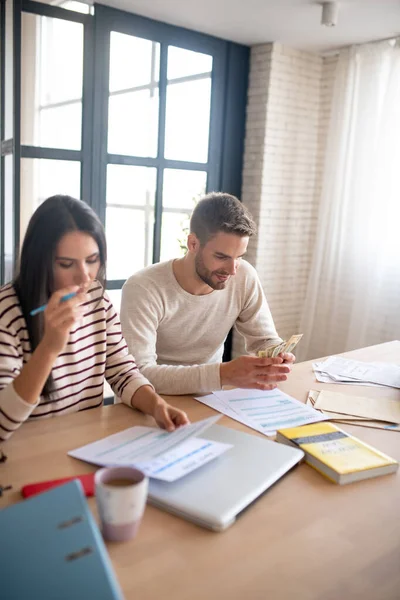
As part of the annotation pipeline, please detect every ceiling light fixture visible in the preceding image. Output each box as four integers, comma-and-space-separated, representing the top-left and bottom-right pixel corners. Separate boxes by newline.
321, 1, 339, 27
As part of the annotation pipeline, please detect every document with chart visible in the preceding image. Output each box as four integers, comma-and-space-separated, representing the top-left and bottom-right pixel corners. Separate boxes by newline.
195, 389, 326, 436
69, 416, 232, 482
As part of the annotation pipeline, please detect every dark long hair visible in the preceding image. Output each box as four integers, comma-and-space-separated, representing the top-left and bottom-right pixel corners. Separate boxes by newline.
13, 195, 107, 395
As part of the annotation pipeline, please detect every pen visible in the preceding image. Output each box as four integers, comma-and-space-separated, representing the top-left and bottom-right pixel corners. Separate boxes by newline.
30, 292, 77, 316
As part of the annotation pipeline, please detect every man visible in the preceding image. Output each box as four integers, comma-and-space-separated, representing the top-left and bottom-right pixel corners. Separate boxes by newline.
120, 192, 294, 395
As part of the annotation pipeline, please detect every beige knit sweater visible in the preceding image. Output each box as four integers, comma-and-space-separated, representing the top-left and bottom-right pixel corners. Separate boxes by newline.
120, 259, 282, 395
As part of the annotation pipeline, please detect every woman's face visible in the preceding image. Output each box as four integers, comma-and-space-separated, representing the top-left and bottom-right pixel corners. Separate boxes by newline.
53, 231, 101, 292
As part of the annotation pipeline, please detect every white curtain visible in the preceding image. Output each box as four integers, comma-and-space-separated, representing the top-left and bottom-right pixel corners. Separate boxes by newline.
299, 40, 400, 361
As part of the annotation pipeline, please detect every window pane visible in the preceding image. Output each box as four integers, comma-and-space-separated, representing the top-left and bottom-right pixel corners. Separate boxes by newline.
106, 164, 156, 279
4, 155, 14, 282
39, 18, 83, 103
107, 289, 122, 315
160, 212, 191, 262
58, 1, 91, 14
108, 90, 159, 157
167, 46, 213, 80
20, 158, 81, 239
23, 0, 91, 13
109, 33, 160, 92
38, 103, 82, 149
106, 208, 153, 280
160, 169, 207, 261
107, 164, 157, 208
164, 78, 211, 163
108, 33, 160, 157
4, 0, 13, 139
21, 13, 83, 149
163, 169, 207, 210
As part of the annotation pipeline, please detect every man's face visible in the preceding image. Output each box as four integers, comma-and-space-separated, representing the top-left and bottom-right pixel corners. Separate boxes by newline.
194, 231, 249, 290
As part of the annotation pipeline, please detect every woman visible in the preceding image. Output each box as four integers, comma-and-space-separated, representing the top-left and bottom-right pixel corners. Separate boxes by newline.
0, 195, 189, 441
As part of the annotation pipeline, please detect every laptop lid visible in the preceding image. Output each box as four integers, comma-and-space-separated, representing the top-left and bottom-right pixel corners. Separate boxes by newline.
148, 424, 304, 532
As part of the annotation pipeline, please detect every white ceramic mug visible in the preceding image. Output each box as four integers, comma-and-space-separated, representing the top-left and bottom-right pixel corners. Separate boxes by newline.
95, 466, 148, 542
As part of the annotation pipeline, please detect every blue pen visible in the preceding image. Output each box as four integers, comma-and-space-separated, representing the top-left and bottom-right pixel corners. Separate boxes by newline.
30, 292, 77, 316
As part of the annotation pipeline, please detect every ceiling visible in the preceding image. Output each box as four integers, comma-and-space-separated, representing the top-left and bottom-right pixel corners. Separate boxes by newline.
98, 0, 400, 53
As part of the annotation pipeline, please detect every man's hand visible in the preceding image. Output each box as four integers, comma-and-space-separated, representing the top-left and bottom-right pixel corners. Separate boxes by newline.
220, 355, 292, 390
279, 352, 296, 364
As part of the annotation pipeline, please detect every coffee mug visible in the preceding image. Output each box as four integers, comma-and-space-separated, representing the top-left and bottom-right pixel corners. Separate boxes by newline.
95, 466, 148, 542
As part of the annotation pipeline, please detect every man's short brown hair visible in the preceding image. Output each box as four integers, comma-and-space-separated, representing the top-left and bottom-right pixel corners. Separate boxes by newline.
190, 192, 257, 246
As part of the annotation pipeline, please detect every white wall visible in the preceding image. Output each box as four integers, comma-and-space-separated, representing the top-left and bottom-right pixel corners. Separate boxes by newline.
234, 43, 338, 356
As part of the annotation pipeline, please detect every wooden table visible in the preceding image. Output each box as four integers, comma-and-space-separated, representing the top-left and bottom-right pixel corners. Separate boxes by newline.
1, 342, 400, 600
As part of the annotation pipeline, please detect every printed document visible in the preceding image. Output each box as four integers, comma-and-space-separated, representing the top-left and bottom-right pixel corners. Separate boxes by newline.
314, 357, 400, 388
195, 389, 326, 436
68, 416, 232, 482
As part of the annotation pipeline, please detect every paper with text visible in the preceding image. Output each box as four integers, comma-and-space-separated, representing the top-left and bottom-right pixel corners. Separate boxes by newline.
314, 357, 400, 389
195, 389, 326, 436
68, 415, 232, 482
313, 362, 383, 387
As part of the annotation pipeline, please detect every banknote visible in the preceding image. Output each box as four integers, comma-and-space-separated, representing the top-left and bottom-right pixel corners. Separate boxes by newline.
271, 341, 287, 358
283, 334, 303, 354
258, 345, 281, 358
258, 334, 303, 358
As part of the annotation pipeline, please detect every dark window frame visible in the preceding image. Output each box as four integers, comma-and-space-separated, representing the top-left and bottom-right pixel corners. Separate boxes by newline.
1, 0, 249, 358
91, 4, 229, 272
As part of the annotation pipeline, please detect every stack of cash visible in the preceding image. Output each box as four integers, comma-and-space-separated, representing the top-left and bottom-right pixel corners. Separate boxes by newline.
258, 334, 303, 358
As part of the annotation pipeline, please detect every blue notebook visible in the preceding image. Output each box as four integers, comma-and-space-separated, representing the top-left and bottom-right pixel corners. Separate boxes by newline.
0, 480, 123, 599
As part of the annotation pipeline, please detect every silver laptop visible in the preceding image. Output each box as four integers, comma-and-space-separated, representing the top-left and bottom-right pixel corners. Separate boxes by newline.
148, 425, 304, 532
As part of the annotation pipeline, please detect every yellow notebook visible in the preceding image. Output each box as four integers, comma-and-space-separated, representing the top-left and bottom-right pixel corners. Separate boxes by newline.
276, 422, 398, 484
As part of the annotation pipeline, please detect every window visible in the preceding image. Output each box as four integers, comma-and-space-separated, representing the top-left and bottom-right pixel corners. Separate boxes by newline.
20, 8, 84, 240
95, 6, 234, 302
106, 165, 156, 279
2, 0, 249, 309
21, 14, 84, 150
160, 168, 207, 261
104, 36, 212, 269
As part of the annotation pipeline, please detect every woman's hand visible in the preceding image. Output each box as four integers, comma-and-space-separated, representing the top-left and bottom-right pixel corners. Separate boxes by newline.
152, 400, 190, 432
131, 385, 190, 432
13, 285, 87, 406
41, 285, 87, 355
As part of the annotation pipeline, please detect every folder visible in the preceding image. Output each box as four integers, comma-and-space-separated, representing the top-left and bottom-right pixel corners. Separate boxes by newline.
0, 480, 124, 600
21, 472, 95, 498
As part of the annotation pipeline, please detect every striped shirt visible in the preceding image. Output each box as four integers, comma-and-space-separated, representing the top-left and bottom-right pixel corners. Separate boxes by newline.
0, 282, 151, 441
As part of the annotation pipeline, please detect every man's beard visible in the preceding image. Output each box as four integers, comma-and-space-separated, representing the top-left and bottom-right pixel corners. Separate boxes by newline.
195, 252, 229, 290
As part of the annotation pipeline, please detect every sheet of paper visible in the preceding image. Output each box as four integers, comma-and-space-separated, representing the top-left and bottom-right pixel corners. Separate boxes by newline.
313, 390, 400, 424
313, 362, 383, 387
307, 391, 400, 432
194, 393, 265, 434
196, 389, 326, 436
318, 357, 400, 389
68, 415, 232, 482
135, 437, 232, 482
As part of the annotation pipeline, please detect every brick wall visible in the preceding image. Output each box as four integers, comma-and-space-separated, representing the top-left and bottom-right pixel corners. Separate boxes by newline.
233, 43, 338, 357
